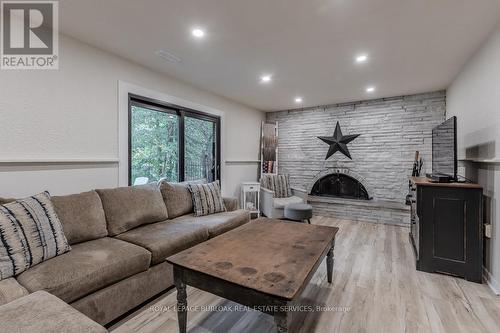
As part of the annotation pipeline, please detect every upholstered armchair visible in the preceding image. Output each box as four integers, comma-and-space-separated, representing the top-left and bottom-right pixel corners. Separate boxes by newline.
259, 174, 308, 219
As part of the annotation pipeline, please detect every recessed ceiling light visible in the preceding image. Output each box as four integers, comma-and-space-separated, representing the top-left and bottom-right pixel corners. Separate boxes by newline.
260, 75, 272, 83
356, 54, 369, 63
191, 28, 205, 38
366, 86, 375, 93
295, 97, 303, 103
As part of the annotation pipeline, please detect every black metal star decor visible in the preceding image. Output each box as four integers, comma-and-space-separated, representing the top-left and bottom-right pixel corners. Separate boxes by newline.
318, 121, 360, 160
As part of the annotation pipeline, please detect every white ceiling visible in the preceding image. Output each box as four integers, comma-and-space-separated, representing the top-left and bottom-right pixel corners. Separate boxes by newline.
59, 0, 500, 111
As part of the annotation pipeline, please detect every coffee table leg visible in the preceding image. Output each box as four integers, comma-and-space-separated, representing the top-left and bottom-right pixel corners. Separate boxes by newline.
175, 278, 187, 333
274, 311, 288, 333
326, 240, 335, 283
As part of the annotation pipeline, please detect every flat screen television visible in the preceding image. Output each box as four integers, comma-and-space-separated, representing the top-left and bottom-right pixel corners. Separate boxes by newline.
431, 116, 457, 180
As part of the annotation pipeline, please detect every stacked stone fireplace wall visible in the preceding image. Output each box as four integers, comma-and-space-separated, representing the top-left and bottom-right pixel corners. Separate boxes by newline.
266, 91, 446, 225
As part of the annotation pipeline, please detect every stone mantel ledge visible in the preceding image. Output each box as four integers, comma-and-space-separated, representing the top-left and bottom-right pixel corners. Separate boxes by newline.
308, 195, 410, 211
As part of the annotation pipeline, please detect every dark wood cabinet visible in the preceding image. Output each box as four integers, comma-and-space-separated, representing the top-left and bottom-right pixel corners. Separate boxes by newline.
409, 177, 483, 282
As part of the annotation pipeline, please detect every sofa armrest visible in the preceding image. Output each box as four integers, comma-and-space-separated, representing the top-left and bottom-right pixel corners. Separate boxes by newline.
0, 278, 29, 306
261, 188, 275, 204
291, 187, 308, 201
260, 187, 275, 217
223, 197, 239, 211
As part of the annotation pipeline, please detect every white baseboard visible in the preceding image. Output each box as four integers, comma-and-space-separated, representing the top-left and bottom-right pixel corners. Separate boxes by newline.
483, 267, 500, 295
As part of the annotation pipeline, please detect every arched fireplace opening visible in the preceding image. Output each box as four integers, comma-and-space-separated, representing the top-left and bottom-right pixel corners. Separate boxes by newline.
310, 173, 372, 200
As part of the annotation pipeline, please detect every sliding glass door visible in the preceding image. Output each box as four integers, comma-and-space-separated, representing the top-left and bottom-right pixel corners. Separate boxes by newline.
128, 95, 220, 185
129, 102, 179, 183
185, 116, 217, 182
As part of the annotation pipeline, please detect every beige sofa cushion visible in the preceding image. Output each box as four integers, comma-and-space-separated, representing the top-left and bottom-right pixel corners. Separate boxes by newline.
116, 219, 209, 265
171, 209, 250, 238
72, 262, 173, 325
16, 238, 151, 303
96, 184, 168, 236
52, 191, 108, 245
0, 291, 107, 333
158, 181, 194, 219
0, 197, 15, 204
223, 197, 239, 212
0, 278, 29, 306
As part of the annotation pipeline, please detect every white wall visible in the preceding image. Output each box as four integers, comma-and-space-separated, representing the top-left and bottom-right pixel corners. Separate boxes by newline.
447, 23, 500, 293
0, 33, 265, 198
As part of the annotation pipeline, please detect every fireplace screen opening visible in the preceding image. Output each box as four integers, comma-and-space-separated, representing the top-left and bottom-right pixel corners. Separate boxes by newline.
310, 173, 371, 200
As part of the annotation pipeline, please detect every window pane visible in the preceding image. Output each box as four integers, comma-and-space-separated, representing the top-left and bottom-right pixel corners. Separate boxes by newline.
185, 116, 215, 182
130, 105, 179, 184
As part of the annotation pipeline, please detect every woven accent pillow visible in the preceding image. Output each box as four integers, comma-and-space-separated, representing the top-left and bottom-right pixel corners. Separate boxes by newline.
187, 181, 226, 217
0, 192, 71, 280
261, 174, 292, 198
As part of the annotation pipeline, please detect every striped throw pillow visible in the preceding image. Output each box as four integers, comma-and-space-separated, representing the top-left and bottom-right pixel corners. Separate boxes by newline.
0, 192, 71, 280
187, 181, 226, 217
261, 174, 292, 198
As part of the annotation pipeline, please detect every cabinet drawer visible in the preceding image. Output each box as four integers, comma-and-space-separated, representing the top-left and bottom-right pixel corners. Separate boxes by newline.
243, 184, 260, 192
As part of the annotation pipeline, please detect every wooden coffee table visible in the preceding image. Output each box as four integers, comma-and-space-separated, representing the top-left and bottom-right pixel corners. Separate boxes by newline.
166, 218, 338, 333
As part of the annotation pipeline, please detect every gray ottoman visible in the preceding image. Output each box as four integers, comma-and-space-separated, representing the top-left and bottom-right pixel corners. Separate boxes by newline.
284, 203, 313, 224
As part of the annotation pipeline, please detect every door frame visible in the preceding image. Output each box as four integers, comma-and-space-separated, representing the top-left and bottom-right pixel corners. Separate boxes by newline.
128, 93, 221, 185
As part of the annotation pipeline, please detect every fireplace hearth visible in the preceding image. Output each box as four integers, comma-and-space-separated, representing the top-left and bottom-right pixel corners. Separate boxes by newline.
310, 173, 372, 200
306, 169, 409, 225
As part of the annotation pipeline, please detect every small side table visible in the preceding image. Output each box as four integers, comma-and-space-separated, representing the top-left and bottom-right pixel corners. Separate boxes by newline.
241, 182, 260, 218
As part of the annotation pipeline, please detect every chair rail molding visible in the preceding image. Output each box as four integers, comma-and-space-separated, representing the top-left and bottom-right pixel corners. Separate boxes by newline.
460, 158, 500, 164
225, 160, 261, 165
0, 158, 119, 164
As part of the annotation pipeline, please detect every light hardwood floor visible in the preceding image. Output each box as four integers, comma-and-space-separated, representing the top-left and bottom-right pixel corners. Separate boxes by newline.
110, 217, 500, 333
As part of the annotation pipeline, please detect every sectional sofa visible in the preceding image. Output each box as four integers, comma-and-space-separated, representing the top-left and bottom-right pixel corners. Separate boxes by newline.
0, 181, 250, 326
